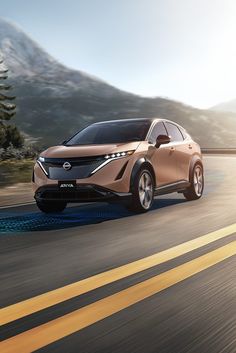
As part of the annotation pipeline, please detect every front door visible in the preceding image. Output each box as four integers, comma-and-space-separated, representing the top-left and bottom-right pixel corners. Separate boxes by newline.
164, 122, 192, 182
147, 122, 178, 187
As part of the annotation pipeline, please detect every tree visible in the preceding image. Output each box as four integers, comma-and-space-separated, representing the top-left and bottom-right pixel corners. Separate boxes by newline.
0, 56, 24, 148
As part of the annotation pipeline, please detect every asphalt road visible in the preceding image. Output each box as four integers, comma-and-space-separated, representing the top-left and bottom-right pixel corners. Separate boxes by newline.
0, 155, 236, 353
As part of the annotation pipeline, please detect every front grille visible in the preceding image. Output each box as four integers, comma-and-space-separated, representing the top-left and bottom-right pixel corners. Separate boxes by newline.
36, 185, 114, 202
41, 156, 104, 180
42, 190, 102, 200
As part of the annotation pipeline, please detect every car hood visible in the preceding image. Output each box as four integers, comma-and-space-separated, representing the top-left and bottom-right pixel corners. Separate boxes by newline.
41, 141, 141, 158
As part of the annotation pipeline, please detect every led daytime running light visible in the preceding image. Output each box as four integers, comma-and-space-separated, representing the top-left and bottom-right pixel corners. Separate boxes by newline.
104, 150, 134, 159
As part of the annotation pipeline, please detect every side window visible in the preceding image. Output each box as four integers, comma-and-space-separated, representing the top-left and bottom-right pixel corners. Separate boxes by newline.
164, 122, 184, 142
179, 127, 188, 140
149, 122, 167, 144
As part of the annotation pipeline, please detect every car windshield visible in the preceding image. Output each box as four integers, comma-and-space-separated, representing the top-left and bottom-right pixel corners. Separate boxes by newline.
65, 120, 152, 145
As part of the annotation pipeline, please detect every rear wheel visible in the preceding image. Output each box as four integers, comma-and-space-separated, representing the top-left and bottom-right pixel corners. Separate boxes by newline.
128, 169, 154, 212
36, 200, 67, 213
184, 163, 204, 201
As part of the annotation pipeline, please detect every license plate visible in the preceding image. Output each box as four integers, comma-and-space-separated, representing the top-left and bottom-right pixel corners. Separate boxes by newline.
58, 180, 76, 190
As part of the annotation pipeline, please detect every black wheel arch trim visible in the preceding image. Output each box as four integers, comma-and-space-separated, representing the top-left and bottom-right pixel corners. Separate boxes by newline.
130, 157, 156, 192
189, 155, 203, 181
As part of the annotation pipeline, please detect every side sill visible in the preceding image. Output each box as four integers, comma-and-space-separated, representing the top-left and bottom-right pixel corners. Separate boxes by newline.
155, 181, 190, 196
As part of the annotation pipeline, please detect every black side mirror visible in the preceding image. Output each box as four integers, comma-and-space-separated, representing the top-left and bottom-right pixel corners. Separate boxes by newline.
155, 134, 171, 148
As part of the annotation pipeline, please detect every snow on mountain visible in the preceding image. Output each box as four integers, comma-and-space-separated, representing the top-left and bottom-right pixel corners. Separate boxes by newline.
0, 17, 120, 96
0, 18, 60, 77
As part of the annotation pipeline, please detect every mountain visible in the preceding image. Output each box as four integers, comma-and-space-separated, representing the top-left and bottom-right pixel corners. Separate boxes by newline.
211, 99, 236, 113
0, 17, 236, 148
0, 18, 129, 97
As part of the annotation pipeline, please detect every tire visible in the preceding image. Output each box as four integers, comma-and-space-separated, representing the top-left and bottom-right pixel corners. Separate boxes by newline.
184, 163, 204, 201
128, 168, 154, 213
36, 200, 67, 213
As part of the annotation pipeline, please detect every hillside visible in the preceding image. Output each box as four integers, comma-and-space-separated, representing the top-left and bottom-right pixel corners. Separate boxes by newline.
211, 99, 236, 113
0, 17, 236, 148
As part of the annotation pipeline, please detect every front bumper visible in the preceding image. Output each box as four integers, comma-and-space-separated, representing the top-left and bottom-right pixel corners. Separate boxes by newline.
34, 184, 132, 203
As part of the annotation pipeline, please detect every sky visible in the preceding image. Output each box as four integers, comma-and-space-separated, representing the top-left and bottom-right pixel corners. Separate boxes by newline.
1, 0, 236, 108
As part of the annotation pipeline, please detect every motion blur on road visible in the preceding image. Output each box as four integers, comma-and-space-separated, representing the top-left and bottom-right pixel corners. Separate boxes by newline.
0, 155, 236, 353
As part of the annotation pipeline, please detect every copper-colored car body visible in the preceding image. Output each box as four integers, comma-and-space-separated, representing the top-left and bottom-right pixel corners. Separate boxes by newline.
33, 118, 204, 213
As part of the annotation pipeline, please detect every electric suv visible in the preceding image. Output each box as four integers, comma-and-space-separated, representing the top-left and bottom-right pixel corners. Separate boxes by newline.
33, 118, 204, 213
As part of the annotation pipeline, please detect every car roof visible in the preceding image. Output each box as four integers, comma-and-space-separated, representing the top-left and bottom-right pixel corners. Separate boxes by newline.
67, 117, 188, 144
92, 118, 187, 133
94, 118, 159, 124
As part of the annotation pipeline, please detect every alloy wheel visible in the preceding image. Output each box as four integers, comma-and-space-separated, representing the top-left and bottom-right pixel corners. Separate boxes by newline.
138, 171, 154, 210
193, 165, 203, 197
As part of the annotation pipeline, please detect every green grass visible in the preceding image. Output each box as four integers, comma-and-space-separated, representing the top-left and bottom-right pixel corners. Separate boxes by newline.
0, 159, 35, 187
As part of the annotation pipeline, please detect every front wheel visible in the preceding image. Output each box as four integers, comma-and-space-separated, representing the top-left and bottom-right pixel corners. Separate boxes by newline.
36, 200, 67, 213
128, 169, 154, 213
184, 163, 204, 201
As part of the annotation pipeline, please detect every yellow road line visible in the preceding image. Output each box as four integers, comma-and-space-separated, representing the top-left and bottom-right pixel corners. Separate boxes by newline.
1, 241, 235, 353
1, 223, 236, 326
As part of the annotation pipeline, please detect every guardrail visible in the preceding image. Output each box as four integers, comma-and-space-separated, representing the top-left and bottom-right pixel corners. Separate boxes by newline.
201, 148, 236, 154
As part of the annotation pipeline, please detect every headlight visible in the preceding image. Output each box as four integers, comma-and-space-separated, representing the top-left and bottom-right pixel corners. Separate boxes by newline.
38, 156, 45, 162
91, 150, 135, 175
36, 156, 48, 176
104, 150, 134, 160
